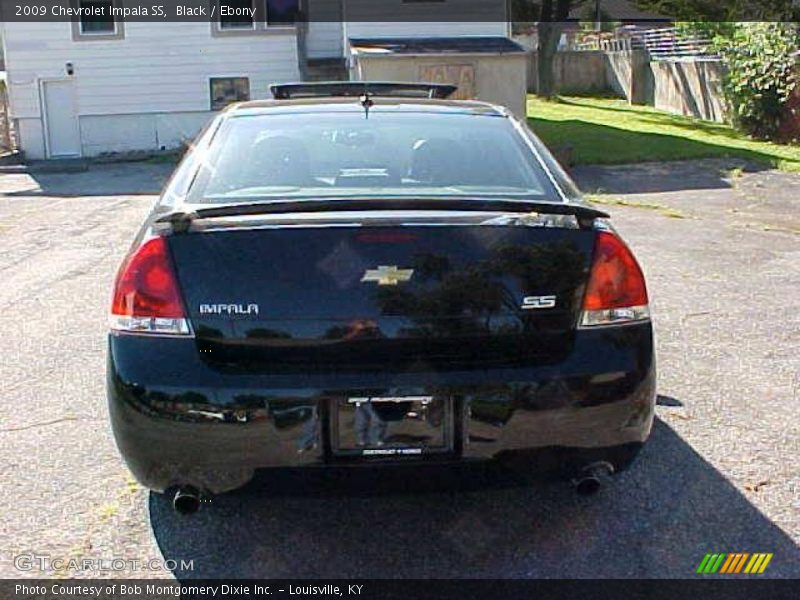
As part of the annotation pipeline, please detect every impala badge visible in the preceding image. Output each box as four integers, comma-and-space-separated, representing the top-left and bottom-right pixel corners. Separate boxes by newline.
199, 303, 259, 316
361, 265, 414, 286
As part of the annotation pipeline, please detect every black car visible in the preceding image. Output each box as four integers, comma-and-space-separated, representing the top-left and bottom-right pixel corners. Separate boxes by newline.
107, 82, 655, 514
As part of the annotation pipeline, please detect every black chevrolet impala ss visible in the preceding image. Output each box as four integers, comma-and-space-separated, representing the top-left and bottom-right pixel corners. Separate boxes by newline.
107, 83, 655, 512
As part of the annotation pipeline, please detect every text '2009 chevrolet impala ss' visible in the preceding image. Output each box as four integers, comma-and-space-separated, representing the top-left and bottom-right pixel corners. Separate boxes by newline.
107, 82, 655, 513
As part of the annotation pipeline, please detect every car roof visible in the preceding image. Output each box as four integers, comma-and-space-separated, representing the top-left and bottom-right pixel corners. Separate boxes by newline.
225, 97, 508, 118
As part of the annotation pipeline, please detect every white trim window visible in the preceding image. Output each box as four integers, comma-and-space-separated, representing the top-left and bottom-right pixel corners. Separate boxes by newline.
265, 0, 299, 26
78, 0, 117, 36
219, 0, 257, 31
215, 0, 299, 33
210, 77, 251, 110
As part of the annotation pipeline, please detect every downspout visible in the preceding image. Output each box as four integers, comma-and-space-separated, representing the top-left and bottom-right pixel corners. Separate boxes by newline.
296, 2, 308, 80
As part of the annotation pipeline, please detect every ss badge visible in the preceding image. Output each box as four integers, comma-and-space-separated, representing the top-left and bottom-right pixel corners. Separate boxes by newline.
521, 295, 557, 310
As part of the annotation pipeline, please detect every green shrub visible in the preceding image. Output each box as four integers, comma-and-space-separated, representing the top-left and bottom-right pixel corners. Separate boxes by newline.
711, 23, 799, 140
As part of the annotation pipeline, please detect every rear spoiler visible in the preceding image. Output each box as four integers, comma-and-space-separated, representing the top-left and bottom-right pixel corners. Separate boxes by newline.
270, 81, 458, 100
157, 198, 608, 233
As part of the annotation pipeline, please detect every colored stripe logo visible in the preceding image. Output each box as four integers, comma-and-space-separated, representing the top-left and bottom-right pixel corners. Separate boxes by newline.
697, 553, 773, 574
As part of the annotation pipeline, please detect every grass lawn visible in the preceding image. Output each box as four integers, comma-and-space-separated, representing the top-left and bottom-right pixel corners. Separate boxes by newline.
527, 96, 800, 172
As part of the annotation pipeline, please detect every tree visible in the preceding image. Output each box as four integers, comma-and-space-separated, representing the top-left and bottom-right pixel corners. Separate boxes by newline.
635, 0, 800, 21
686, 22, 799, 140
536, 1, 579, 98
579, 6, 617, 34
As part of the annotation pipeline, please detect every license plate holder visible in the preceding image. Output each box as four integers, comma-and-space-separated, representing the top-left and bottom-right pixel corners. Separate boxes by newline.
331, 395, 453, 457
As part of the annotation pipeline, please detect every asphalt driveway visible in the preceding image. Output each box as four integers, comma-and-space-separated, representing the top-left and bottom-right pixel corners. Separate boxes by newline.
0, 159, 797, 579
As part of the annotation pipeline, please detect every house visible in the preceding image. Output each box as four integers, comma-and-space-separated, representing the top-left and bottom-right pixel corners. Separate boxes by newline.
0, 0, 519, 160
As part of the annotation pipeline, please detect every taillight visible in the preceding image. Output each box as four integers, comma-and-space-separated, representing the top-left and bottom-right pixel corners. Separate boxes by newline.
109, 237, 191, 336
579, 231, 650, 327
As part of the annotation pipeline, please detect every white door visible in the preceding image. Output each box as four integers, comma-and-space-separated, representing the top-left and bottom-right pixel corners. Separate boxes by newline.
42, 80, 81, 158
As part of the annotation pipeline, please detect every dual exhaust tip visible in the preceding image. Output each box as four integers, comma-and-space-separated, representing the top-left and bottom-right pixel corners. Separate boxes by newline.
572, 462, 614, 496
172, 486, 202, 515
170, 462, 614, 514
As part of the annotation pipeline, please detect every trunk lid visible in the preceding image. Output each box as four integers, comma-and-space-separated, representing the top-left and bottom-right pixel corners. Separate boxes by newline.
167, 222, 595, 372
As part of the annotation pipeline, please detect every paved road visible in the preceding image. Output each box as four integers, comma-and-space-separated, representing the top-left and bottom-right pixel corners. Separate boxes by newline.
0, 160, 797, 579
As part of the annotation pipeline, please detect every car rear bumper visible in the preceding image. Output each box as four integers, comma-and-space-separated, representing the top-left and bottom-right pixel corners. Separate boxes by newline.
107, 323, 656, 493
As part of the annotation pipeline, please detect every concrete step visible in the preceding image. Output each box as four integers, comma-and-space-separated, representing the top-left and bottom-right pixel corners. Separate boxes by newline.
305, 58, 348, 82
27, 158, 89, 173
0, 150, 23, 166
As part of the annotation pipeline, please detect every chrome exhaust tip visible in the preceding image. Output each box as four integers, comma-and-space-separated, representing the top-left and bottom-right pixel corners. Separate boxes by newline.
572, 461, 614, 496
172, 486, 202, 515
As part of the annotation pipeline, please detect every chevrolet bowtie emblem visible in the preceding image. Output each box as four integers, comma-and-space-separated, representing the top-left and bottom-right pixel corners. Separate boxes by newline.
361, 265, 414, 286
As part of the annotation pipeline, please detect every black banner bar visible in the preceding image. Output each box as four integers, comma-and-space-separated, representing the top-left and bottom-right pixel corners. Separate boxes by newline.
4, 579, 800, 600
0, 0, 797, 23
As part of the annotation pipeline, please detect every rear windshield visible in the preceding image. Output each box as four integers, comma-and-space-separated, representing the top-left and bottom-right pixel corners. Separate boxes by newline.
185, 111, 562, 204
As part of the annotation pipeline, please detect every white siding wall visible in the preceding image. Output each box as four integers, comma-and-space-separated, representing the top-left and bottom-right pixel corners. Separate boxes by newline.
2, 21, 300, 157
15, 119, 46, 160
2, 4, 511, 158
